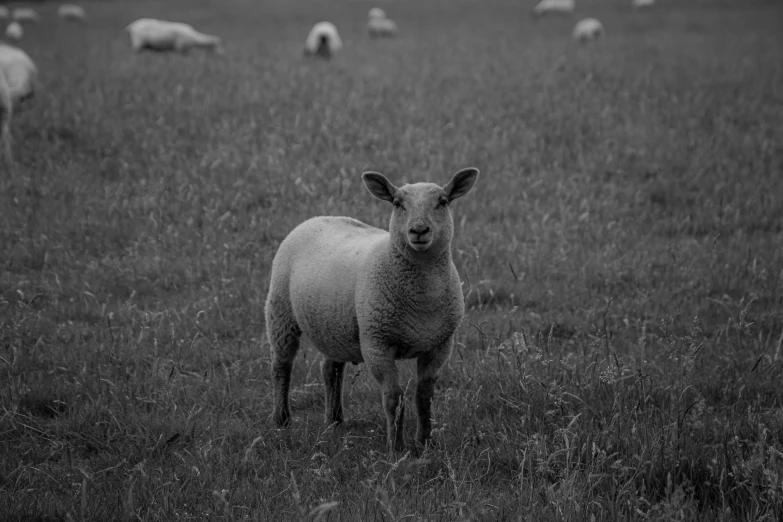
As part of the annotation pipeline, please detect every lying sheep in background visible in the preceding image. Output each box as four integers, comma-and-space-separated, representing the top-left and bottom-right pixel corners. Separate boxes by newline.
58, 4, 86, 22
5, 22, 23, 42
303, 21, 342, 60
631, 0, 655, 8
368, 16, 399, 38
573, 17, 604, 42
12, 7, 40, 24
126, 18, 224, 54
0, 43, 37, 165
533, 0, 575, 16
265, 168, 481, 452
0, 7, 9, 20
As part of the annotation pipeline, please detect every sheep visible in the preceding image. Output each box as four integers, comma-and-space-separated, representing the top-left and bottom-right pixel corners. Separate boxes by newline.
125, 18, 224, 54
573, 18, 604, 42
6, 22, 23, 42
12, 8, 40, 24
368, 8, 387, 20
265, 168, 480, 452
533, 0, 575, 16
303, 21, 342, 60
58, 4, 86, 22
631, 0, 655, 8
0, 43, 37, 165
0, 7, 9, 20
368, 16, 399, 38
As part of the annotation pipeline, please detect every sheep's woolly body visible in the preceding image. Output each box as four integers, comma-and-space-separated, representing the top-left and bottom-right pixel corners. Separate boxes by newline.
303, 21, 342, 59
0, 67, 12, 164
368, 8, 386, 20
573, 17, 604, 41
58, 4, 86, 22
631, 0, 655, 8
368, 17, 399, 38
6, 22, 23, 41
12, 8, 40, 24
533, 0, 575, 15
266, 168, 480, 452
126, 18, 223, 54
0, 44, 36, 165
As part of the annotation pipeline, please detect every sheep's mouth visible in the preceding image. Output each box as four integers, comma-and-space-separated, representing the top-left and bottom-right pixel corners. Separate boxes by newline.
408, 240, 432, 251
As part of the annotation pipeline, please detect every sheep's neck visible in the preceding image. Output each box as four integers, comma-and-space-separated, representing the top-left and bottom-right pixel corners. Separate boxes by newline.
384, 245, 454, 312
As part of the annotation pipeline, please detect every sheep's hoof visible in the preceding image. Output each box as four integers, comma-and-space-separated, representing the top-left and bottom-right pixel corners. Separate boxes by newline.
270, 410, 290, 427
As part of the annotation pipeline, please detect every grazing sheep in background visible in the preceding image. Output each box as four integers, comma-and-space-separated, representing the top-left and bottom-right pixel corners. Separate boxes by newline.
368, 8, 386, 20
5, 22, 23, 42
126, 18, 224, 54
533, 0, 575, 16
0, 43, 37, 165
265, 168, 480, 452
573, 17, 604, 42
0, 7, 9, 20
58, 4, 86, 22
368, 16, 399, 38
12, 7, 40, 24
303, 21, 342, 60
631, 0, 655, 8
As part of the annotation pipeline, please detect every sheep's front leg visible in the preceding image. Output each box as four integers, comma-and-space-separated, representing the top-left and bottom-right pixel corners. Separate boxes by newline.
416, 338, 454, 448
322, 359, 346, 425
365, 349, 404, 452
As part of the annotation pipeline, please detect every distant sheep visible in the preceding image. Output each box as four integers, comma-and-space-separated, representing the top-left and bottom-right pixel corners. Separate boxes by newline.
0, 7, 9, 20
5, 22, 23, 42
58, 4, 86, 22
12, 8, 40, 24
0, 43, 37, 165
126, 18, 224, 54
368, 16, 399, 38
368, 8, 386, 20
631, 0, 655, 8
573, 18, 604, 42
533, 0, 575, 16
303, 21, 342, 60
266, 168, 480, 452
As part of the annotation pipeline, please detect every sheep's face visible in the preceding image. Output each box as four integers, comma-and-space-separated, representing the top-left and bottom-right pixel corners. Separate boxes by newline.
363, 168, 479, 258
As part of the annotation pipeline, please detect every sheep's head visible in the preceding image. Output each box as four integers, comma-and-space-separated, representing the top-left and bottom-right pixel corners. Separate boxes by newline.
362, 168, 479, 259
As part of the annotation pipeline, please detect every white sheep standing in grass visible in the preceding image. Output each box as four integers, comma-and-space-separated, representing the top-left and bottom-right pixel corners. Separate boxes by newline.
12, 7, 40, 24
0, 43, 37, 165
126, 18, 224, 54
58, 4, 86, 22
631, 0, 655, 8
265, 168, 480, 452
5, 22, 24, 42
0, 7, 9, 20
533, 0, 575, 16
303, 21, 342, 60
368, 16, 399, 38
573, 18, 604, 42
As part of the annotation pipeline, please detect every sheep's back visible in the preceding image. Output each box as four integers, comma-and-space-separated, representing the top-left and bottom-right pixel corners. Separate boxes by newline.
270, 216, 387, 359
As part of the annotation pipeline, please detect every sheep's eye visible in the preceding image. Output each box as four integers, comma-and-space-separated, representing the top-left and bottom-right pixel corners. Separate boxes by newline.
393, 200, 403, 209
438, 198, 449, 208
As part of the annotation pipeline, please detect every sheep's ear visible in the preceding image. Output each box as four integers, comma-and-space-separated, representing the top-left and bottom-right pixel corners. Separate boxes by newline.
362, 172, 398, 203
444, 167, 479, 202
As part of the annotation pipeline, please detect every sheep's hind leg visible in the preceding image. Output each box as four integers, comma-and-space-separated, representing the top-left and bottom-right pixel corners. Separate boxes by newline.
365, 348, 404, 452
265, 297, 301, 427
415, 338, 454, 449
322, 359, 346, 425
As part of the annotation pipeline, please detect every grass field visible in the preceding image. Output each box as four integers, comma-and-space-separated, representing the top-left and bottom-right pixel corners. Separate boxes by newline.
2, 0, 783, 519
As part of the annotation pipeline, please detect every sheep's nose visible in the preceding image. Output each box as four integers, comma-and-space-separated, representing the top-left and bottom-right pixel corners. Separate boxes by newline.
409, 225, 430, 237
